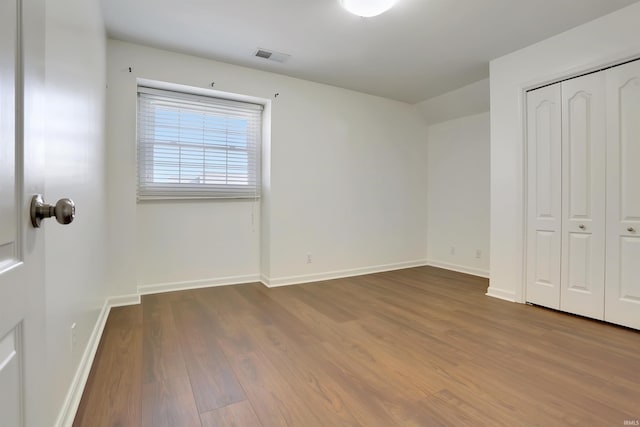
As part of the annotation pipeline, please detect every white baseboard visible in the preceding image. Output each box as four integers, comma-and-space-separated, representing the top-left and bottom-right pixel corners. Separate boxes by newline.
263, 259, 429, 288
137, 274, 261, 296
54, 293, 140, 427
107, 293, 141, 307
426, 259, 490, 279
260, 274, 270, 288
485, 287, 517, 302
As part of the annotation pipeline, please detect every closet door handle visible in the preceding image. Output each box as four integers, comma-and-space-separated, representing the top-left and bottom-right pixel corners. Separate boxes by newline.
628, 227, 636, 233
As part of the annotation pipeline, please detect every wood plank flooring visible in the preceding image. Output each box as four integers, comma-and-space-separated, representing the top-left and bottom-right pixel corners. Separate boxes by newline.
73, 267, 640, 426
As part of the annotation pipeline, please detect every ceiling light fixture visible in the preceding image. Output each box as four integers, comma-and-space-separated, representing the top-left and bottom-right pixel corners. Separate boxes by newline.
338, 0, 398, 17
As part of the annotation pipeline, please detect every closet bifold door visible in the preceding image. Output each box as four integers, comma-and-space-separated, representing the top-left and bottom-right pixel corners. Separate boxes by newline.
560, 72, 606, 320
605, 59, 640, 330
526, 84, 562, 309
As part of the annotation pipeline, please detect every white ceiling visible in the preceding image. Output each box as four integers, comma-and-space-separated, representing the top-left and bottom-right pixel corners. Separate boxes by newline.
101, 0, 638, 103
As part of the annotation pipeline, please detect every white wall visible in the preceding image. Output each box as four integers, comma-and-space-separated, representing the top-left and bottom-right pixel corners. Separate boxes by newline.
135, 201, 261, 289
416, 79, 489, 125
266, 81, 429, 285
44, 0, 107, 424
426, 112, 490, 277
106, 40, 429, 295
489, 2, 640, 302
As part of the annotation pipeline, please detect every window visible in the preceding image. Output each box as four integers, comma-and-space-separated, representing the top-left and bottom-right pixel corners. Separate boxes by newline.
137, 86, 263, 200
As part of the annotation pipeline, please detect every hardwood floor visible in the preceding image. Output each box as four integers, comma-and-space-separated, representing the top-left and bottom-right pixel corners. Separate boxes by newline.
73, 267, 640, 426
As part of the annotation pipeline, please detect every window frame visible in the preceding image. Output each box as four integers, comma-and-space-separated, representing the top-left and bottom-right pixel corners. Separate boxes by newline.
136, 85, 264, 201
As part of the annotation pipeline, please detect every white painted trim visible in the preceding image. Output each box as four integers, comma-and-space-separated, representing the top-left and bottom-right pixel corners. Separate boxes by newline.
520, 50, 640, 93
137, 274, 261, 296
518, 50, 640, 305
486, 287, 517, 303
107, 294, 141, 307
137, 78, 271, 108
54, 293, 141, 427
55, 295, 132, 427
519, 82, 529, 305
259, 274, 270, 288
426, 260, 490, 279
54, 301, 108, 427
263, 260, 429, 288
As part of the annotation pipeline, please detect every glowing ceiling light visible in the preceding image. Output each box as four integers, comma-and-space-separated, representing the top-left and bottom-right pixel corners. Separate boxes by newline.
338, 0, 399, 17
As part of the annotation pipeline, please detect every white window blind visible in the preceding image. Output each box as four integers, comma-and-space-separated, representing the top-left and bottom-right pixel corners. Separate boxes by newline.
137, 86, 263, 200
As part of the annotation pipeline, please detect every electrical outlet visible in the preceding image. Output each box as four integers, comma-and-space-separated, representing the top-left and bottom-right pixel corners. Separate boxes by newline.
475, 249, 482, 259
450, 246, 456, 255
70, 322, 77, 352
307, 253, 312, 264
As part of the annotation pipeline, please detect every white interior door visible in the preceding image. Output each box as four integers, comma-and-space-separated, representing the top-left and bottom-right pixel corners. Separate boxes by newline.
526, 83, 562, 309
605, 59, 640, 330
560, 72, 606, 320
0, 0, 46, 425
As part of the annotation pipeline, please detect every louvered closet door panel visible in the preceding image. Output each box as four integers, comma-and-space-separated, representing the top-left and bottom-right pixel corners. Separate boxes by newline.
605, 59, 640, 330
560, 72, 606, 319
526, 84, 562, 309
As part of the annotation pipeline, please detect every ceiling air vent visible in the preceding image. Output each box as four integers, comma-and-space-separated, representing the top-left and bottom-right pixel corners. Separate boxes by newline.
254, 48, 291, 63
255, 49, 272, 59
